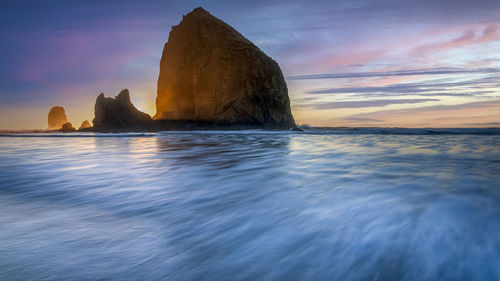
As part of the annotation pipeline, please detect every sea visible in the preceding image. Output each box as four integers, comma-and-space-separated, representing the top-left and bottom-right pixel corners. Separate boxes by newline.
0, 128, 499, 281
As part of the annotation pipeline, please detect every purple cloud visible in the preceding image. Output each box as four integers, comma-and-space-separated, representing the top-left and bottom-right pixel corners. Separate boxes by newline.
302, 98, 439, 109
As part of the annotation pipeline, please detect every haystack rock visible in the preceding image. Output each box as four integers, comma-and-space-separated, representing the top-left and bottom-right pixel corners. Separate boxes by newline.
48, 106, 68, 129
79, 120, 91, 130
155, 7, 295, 129
92, 89, 153, 129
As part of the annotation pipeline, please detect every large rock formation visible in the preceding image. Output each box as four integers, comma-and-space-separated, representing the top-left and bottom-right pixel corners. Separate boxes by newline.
155, 7, 295, 129
48, 106, 68, 129
92, 89, 153, 129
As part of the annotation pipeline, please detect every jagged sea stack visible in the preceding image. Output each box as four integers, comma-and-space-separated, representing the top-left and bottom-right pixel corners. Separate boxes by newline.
92, 89, 153, 129
155, 7, 295, 129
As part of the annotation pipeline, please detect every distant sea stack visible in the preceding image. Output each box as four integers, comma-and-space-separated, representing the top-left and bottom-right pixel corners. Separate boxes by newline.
92, 89, 153, 129
48, 106, 68, 129
79, 120, 91, 130
155, 7, 295, 129
61, 122, 75, 132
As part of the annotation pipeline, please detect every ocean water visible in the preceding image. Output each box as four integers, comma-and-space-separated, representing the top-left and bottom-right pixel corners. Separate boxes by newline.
0, 129, 499, 281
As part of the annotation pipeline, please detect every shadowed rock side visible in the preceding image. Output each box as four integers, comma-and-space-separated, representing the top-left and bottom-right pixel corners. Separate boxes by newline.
79, 120, 91, 130
48, 106, 68, 129
155, 7, 295, 129
92, 89, 153, 129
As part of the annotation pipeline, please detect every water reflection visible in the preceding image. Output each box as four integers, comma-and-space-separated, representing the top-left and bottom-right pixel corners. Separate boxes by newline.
0, 133, 499, 280
156, 133, 290, 171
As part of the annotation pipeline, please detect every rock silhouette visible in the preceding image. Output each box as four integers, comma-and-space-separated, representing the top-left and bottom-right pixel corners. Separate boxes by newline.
48, 106, 68, 129
92, 89, 153, 129
79, 120, 91, 130
155, 7, 295, 129
61, 122, 75, 132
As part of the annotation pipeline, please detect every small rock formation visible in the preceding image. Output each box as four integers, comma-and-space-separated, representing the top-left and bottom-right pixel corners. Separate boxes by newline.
61, 122, 75, 132
155, 7, 295, 129
92, 89, 153, 129
48, 106, 68, 129
79, 120, 91, 130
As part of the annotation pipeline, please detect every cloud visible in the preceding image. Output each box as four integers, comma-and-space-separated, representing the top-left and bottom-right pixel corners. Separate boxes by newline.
411, 25, 500, 57
341, 117, 383, 123
303, 98, 439, 109
352, 99, 500, 116
302, 73, 500, 99
340, 99, 500, 127
316, 49, 387, 71
287, 67, 500, 80
464, 122, 500, 126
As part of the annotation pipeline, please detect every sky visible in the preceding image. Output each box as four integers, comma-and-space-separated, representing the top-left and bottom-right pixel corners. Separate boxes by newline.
1, 0, 500, 129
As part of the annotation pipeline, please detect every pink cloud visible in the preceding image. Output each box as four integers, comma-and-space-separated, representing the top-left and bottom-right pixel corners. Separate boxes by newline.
411, 25, 499, 57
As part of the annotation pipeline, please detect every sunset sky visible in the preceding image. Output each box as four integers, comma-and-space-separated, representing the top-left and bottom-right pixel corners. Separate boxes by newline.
1, 0, 500, 129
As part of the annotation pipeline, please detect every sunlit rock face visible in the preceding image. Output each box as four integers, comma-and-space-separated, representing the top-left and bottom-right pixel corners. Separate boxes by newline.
47, 106, 68, 129
92, 89, 153, 129
79, 120, 91, 130
155, 7, 295, 129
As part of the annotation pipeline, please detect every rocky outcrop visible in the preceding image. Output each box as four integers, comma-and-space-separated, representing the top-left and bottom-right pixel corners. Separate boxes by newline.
155, 7, 295, 129
92, 89, 153, 129
48, 106, 68, 129
79, 120, 91, 130
61, 122, 75, 132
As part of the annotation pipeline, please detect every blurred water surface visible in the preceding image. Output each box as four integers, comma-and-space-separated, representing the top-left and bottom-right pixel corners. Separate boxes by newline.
0, 130, 500, 280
